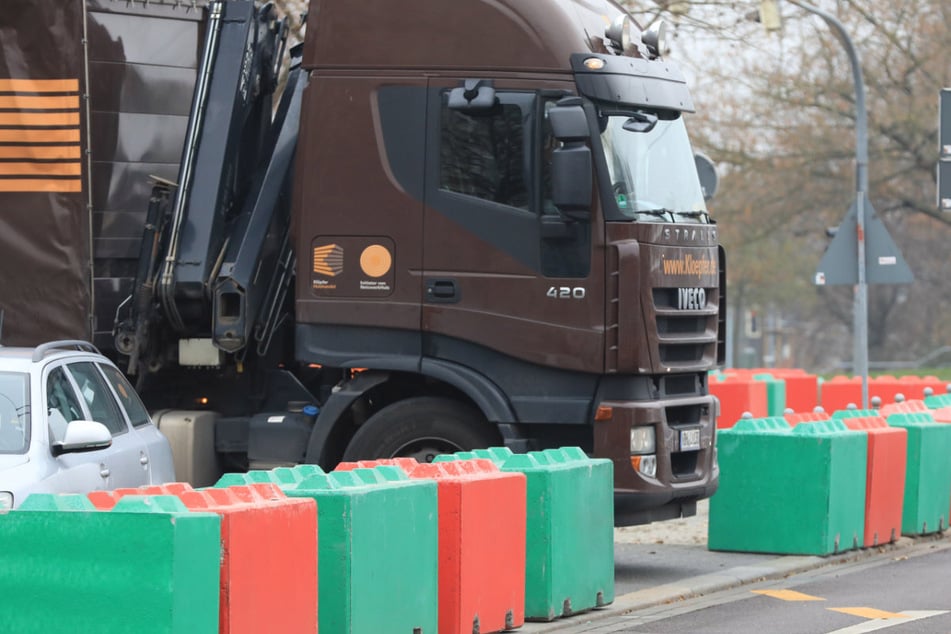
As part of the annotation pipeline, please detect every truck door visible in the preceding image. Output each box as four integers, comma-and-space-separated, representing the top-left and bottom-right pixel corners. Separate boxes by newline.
421, 82, 605, 387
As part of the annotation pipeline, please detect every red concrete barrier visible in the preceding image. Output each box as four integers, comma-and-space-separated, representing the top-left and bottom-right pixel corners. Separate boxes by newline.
337, 458, 527, 634
784, 411, 830, 425
932, 406, 951, 423
820, 376, 863, 413
878, 399, 928, 418
753, 368, 819, 413
896, 375, 947, 400
87, 482, 196, 509
90, 483, 318, 634
840, 417, 907, 547
710, 377, 768, 428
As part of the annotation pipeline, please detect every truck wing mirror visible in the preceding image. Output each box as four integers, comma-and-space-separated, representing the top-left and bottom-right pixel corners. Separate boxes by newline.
448, 79, 496, 111
552, 144, 593, 214
549, 103, 590, 141
694, 152, 719, 201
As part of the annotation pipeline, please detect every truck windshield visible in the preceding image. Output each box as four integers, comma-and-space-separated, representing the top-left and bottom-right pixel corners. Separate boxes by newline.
599, 113, 708, 223
0, 372, 29, 454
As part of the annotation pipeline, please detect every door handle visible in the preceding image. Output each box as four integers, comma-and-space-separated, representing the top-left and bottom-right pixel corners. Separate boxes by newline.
140, 453, 149, 466
426, 278, 460, 303
99, 466, 110, 479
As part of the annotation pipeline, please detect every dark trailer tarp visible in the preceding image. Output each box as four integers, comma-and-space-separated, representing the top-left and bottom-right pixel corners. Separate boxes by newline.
0, 0, 205, 347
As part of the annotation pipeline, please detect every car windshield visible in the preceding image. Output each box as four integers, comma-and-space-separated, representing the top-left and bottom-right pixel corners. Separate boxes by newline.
0, 372, 30, 454
599, 112, 708, 223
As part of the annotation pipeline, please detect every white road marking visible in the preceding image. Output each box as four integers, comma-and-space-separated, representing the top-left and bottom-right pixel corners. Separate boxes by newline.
825, 610, 949, 633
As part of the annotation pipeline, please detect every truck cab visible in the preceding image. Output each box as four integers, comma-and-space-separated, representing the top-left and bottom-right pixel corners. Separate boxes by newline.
290, 0, 723, 524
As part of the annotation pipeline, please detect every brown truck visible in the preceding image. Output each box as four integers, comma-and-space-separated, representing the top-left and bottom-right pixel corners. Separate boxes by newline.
0, 0, 724, 525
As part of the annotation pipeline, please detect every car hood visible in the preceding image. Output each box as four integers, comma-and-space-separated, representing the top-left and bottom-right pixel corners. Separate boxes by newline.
0, 454, 30, 472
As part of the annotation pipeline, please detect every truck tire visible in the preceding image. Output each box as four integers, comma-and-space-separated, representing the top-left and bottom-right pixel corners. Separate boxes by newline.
341, 397, 500, 463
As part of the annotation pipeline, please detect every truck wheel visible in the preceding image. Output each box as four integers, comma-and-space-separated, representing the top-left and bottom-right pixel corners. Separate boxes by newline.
341, 397, 500, 463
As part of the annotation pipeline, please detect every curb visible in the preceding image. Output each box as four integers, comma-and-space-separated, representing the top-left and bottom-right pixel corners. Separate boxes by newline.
522, 532, 951, 633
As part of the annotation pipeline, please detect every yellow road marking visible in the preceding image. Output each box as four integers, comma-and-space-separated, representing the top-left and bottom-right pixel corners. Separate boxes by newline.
751, 589, 825, 602
829, 607, 907, 620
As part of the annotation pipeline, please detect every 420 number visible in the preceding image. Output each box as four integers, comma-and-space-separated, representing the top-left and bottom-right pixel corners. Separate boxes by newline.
547, 286, 586, 299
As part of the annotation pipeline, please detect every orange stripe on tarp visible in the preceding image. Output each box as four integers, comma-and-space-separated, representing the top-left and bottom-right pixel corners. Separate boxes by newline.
0, 95, 79, 110
0, 162, 82, 176
0, 145, 80, 160
0, 79, 79, 93
0, 178, 82, 192
0, 111, 79, 126
0, 128, 80, 143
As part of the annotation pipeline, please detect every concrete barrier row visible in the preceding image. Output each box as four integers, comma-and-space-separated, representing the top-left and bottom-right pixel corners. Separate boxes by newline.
709, 406, 951, 556
710, 369, 951, 427
0, 446, 614, 634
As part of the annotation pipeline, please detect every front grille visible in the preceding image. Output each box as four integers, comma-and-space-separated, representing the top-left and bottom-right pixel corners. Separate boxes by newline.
652, 288, 718, 368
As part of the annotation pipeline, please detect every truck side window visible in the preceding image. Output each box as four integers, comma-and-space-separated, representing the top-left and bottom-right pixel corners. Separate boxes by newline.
439, 99, 529, 210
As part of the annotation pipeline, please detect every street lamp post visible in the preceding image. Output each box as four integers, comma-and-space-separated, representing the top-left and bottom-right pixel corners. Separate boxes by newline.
760, 0, 873, 406
787, 0, 870, 408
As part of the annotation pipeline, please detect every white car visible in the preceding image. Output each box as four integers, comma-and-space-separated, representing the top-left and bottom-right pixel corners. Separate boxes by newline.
0, 340, 176, 509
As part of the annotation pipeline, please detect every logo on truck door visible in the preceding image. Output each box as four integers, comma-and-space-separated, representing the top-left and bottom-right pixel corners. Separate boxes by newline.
313, 244, 344, 276
311, 237, 394, 297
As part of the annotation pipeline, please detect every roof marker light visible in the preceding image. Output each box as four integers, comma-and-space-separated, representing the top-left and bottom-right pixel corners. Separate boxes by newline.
584, 57, 606, 70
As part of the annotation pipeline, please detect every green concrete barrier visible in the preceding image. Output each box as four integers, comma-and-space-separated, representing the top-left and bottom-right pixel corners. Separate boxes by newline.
885, 412, 951, 535
216, 465, 438, 634
1, 494, 220, 634
832, 408, 880, 419
924, 393, 951, 409
436, 446, 614, 621
753, 374, 787, 416
709, 418, 867, 555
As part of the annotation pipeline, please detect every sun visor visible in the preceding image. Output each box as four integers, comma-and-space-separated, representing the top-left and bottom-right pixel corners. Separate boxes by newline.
571, 54, 695, 113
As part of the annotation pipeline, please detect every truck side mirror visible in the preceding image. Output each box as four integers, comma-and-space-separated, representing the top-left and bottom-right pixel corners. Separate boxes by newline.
549, 103, 590, 141
549, 99, 592, 215
552, 144, 593, 214
695, 152, 719, 201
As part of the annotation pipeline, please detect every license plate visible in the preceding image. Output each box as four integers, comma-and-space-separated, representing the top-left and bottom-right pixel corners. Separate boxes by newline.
680, 428, 701, 451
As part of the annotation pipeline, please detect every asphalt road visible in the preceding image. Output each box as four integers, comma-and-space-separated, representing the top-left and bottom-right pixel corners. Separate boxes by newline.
524, 533, 951, 634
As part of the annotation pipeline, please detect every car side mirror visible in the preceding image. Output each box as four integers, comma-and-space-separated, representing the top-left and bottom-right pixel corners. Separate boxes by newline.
51, 420, 112, 457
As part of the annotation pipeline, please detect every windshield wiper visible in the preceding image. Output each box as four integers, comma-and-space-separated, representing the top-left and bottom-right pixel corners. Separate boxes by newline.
675, 210, 710, 221
635, 208, 675, 220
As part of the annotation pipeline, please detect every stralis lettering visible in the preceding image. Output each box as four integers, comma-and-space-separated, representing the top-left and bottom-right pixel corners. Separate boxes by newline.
663, 227, 717, 243
662, 254, 716, 278
678, 287, 706, 310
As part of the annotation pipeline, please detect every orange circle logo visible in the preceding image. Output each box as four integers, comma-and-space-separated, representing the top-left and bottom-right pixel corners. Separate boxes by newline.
360, 244, 392, 278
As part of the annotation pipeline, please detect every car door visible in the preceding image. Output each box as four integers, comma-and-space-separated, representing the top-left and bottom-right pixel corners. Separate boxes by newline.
43, 364, 112, 493
65, 361, 150, 488
98, 362, 175, 483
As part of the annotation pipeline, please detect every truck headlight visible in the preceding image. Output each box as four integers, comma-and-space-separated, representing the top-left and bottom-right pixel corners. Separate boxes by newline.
630, 426, 656, 454
0, 491, 13, 512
